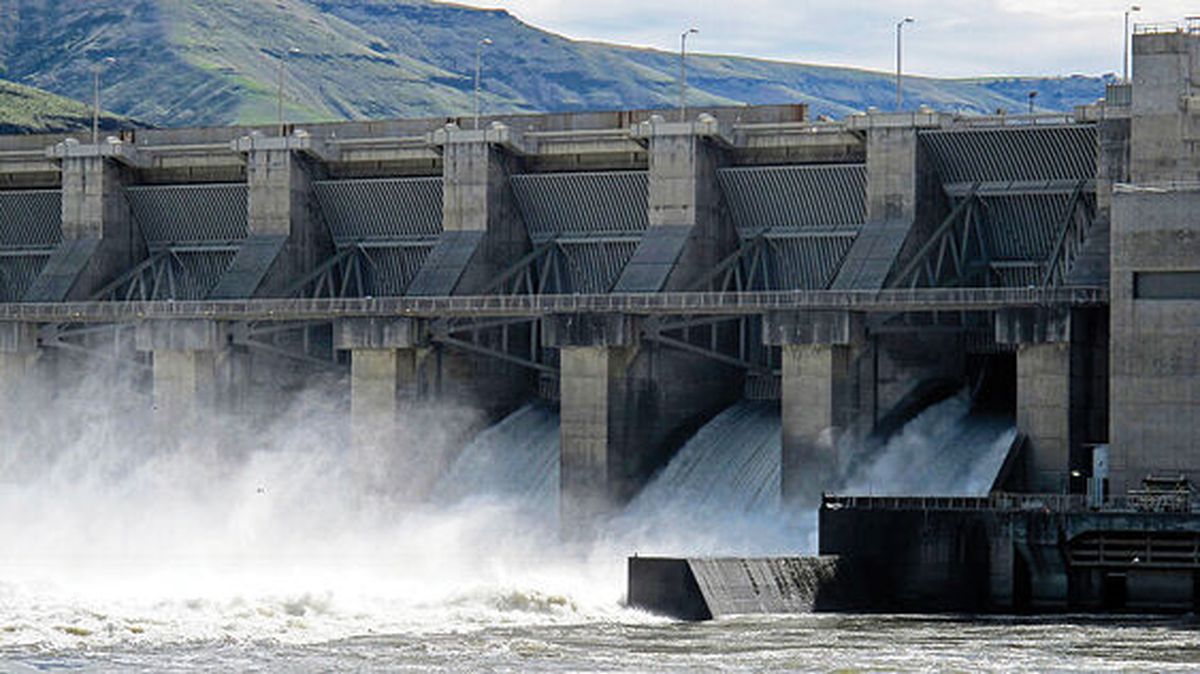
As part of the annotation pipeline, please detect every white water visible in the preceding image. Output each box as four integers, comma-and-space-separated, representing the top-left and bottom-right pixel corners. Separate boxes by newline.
0, 366, 1015, 658
839, 393, 1017, 497
430, 400, 560, 517
611, 401, 810, 555
0, 367, 643, 653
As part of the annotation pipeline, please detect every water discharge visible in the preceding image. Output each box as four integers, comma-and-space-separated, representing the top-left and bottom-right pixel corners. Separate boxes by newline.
0, 367, 1017, 666
839, 393, 1018, 497
0, 367, 633, 653
430, 400, 560, 517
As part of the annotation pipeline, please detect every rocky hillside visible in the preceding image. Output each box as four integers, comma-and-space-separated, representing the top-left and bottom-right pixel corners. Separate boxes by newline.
0, 0, 1110, 129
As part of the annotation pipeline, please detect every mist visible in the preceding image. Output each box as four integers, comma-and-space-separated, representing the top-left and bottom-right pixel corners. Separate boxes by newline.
0, 351, 1015, 649
0, 357, 637, 649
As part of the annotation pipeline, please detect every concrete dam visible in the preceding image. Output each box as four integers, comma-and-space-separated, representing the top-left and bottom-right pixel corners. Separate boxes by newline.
5, 23, 1200, 616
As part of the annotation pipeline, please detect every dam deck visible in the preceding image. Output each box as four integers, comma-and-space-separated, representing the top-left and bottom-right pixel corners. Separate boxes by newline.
0, 287, 1107, 323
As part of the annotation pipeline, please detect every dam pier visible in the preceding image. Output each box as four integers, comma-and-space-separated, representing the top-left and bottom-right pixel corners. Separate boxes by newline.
2, 22, 1200, 614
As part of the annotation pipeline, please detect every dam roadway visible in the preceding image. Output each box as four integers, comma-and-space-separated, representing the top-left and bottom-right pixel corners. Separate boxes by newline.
0, 287, 1107, 322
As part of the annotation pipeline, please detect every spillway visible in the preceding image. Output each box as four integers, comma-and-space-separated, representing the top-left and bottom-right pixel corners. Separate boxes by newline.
610, 401, 802, 555
838, 394, 1017, 497
429, 394, 1015, 556
625, 401, 782, 517
430, 401, 560, 515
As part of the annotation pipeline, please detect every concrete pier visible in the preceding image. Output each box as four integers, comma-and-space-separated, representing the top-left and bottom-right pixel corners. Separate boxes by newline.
616, 115, 733, 291
213, 134, 332, 298
334, 317, 426, 453
136, 320, 227, 437
546, 313, 640, 531
765, 310, 865, 504
411, 124, 528, 296
547, 312, 739, 530
0, 323, 38, 429
31, 142, 142, 301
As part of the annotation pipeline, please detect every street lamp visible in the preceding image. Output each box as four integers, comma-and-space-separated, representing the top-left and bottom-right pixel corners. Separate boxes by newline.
896, 17, 915, 111
680, 27, 699, 122
1028, 90, 1038, 114
1124, 5, 1141, 82
92, 56, 116, 145
278, 46, 301, 133
474, 38, 493, 130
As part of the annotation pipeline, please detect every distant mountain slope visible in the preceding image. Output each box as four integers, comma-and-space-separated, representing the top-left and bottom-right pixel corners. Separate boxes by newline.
0, 77, 130, 134
0, 0, 1111, 128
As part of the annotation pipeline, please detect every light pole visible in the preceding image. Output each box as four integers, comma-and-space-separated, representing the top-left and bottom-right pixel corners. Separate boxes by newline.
474, 37, 493, 130
92, 56, 116, 145
278, 46, 301, 133
1124, 5, 1141, 82
896, 17, 915, 111
680, 27, 699, 122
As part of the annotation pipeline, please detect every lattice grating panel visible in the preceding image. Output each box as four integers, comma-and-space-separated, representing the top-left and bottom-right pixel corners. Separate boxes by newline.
557, 240, 640, 294
314, 178, 443, 243
920, 126, 1097, 183
0, 190, 62, 247
976, 193, 1073, 261
126, 184, 249, 243
511, 172, 648, 243
760, 235, 857, 290
167, 250, 240, 300
718, 165, 867, 233
992, 264, 1043, 288
0, 254, 51, 301
359, 244, 436, 297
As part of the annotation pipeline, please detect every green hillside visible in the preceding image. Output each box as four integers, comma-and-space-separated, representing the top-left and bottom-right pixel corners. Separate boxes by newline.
0, 77, 129, 134
0, 0, 1111, 128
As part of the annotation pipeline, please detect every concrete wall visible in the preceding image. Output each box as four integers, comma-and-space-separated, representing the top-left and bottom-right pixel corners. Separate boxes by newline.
1110, 188, 1200, 492
819, 506, 999, 612
1129, 32, 1200, 184
1109, 32, 1200, 494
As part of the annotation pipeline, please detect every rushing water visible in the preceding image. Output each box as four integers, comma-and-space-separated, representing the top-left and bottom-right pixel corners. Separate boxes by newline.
6, 613, 1200, 671
0, 377, 1179, 672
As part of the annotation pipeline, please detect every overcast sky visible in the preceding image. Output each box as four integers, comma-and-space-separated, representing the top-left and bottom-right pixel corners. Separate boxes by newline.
457, 1, 1195, 78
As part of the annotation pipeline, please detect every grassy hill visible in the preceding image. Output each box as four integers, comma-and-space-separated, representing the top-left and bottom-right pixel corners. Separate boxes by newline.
0, 77, 130, 134
0, 0, 1111, 129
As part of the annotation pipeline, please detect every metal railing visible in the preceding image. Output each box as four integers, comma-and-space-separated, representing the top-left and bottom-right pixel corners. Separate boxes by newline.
1134, 19, 1200, 35
823, 492, 1200, 514
0, 287, 1109, 324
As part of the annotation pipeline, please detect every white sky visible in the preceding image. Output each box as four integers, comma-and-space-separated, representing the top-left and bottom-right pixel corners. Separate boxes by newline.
456, 0, 1197, 77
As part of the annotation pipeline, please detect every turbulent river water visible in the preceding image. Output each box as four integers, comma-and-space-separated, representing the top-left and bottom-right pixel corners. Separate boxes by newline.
0, 385, 1189, 672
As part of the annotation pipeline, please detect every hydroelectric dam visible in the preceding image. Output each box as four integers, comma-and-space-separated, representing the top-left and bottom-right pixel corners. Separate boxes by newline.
3, 23, 1200, 618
